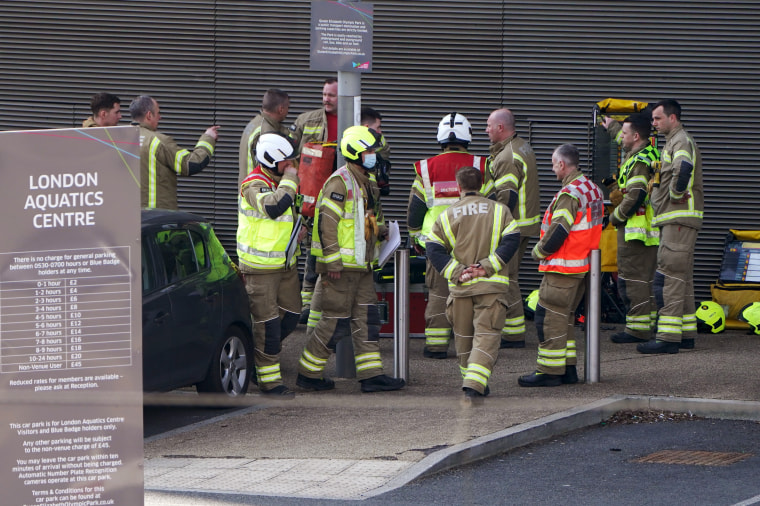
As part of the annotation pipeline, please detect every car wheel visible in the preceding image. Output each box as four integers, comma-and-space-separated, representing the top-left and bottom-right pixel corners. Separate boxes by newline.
197, 326, 252, 396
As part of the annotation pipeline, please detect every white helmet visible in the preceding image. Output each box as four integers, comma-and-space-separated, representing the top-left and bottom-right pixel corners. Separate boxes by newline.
256, 132, 296, 169
437, 112, 472, 146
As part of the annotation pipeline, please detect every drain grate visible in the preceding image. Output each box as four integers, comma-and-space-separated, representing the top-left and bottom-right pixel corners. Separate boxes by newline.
634, 450, 753, 466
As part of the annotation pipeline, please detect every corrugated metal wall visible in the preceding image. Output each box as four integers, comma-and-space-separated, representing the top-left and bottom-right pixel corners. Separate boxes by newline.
2, 0, 759, 301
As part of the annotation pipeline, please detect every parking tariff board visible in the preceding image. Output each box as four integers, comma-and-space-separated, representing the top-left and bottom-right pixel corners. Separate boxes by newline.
1, 247, 132, 374
0, 127, 144, 506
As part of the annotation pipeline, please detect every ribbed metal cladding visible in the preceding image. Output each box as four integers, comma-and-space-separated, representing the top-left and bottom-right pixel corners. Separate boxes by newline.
2, 1, 759, 302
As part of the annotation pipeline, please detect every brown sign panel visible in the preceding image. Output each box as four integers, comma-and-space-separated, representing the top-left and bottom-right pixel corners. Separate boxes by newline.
0, 126, 144, 505
310, 0, 374, 72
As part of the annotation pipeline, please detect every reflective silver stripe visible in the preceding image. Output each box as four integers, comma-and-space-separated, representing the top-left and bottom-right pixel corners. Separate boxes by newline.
237, 242, 286, 258
238, 197, 294, 222
541, 257, 589, 268
419, 159, 435, 209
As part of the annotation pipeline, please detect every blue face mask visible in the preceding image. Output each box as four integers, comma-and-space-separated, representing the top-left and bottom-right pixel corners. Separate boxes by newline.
362, 153, 377, 170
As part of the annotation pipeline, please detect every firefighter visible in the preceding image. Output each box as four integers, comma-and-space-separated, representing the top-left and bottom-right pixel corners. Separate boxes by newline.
426, 166, 520, 405
482, 108, 541, 349
304, 107, 392, 336
238, 88, 294, 186
293, 78, 339, 322
237, 132, 304, 398
407, 113, 487, 359
518, 144, 604, 387
601, 113, 660, 344
130, 95, 219, 210
296, 125, 405, 393
638, 99, 703, 354
82, 92, 121, 127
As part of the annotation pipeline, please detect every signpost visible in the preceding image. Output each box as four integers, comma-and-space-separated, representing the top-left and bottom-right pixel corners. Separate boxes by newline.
0, 126, 144, 505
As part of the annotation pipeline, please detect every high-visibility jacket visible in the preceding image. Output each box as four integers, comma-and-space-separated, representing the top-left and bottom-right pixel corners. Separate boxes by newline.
408, 151, 486, 247
615, 144, 660, 246
651, 125, 703, 229
236, 166, 299, 271
311, 166, 370, 269
539, 173, 604, 274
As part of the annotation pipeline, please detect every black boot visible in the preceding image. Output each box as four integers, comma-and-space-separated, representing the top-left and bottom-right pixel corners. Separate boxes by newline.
360, 374, 405, 393
296, 373, 335, 391
517, 371, 562, 387
461, 387, 485, 406
679, 338, 695, 349
610, 332, 648, 344
561, 365, 579, 384
500, 339, 526, 349
423, 347, 448, 359
261, 384, 295, 399
636, 339, 679, 354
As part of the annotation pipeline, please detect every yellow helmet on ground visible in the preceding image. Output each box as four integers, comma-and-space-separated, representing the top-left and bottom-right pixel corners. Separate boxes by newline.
524, 289, 539, 320
340, 125, 381, 161
695, 301, 725, 334
738, 302, 760, 335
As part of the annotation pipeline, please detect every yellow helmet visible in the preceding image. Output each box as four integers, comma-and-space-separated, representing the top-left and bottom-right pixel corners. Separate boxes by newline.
340, 125, 381, 161
695, 301, 725, 334
738, 302, 760, 335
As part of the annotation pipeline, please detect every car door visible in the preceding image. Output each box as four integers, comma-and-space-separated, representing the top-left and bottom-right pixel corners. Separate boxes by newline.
159, 226, 223, 384
141, 229, 178, 391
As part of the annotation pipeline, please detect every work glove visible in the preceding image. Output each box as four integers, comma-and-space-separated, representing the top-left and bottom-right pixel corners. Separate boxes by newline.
609, 189, 624, 208
365, 214, 379, 240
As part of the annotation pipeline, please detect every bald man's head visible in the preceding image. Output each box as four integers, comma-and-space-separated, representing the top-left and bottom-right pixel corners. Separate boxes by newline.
486, 108, 516, 143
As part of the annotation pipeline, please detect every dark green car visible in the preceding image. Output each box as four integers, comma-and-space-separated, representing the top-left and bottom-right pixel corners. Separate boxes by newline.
141, 209, 253, 396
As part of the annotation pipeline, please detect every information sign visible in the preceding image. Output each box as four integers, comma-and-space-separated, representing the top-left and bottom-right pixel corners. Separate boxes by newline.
0, 126, 143, 506
310, 0, 374, 72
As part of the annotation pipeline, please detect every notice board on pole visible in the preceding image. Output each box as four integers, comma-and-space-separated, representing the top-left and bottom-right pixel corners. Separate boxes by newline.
0, 126, 144, 505
310, 0, 374, 72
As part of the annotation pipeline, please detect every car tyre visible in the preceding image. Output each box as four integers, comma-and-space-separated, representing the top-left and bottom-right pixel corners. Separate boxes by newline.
197, 326, 252, 396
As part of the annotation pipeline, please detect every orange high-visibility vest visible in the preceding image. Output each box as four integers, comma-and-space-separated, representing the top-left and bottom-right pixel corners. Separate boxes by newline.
539, 175, 604, 274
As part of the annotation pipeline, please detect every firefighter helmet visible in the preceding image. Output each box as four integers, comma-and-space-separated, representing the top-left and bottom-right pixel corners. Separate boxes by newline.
695, 301, 725, 334
738, 302, 760, 335
340, 125, 381, 161
437, 112, 472, 146
256, 132, 296, 169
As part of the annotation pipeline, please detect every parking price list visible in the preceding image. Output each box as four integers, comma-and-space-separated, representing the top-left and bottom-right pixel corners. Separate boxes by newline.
0, 248, 132, 374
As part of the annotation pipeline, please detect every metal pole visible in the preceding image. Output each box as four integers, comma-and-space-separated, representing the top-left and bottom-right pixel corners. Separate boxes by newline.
585, 249, 601, 383
393, 249, 410, 381
334, 70, 361, 378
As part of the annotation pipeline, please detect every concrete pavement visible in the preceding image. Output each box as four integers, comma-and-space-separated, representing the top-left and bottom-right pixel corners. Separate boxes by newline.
143, 324, 760, 503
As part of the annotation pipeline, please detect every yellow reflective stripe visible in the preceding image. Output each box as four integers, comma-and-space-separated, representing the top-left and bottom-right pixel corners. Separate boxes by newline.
279, 179, 298, 192
196, 140, 214, 155
322, 199, 343, 216
539, 348, 566, 358
627, 175, 647, 186
455, 274, 509, 288
552, 208, 574, 224
174, 149, 190, 175
147, 137, 161, 208
303, 125, 321, 135
537, 357, 566, 367
673, 149, 694, 163
302, 349, 328, 366
247, 126, 262, 173
426, 328, 451, 337
495, 173, 518, 188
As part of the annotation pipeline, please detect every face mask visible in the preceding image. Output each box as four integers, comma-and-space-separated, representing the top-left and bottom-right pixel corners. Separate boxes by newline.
362, 153, 377, 169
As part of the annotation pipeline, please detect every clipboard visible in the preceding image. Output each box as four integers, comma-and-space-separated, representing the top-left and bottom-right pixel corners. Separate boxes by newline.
378, 220, 401, 268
